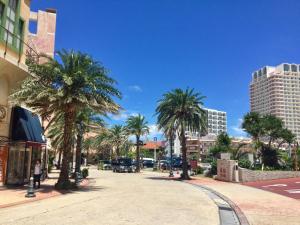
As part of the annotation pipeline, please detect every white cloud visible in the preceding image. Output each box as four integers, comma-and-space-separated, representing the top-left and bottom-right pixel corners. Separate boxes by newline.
110, 110, 139, 121
128, 85, 142, 92
230, 118, 247, 137
147, 124, 163, 139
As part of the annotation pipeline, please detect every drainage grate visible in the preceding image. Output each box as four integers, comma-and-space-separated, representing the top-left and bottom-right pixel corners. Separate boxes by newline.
190, 184, 240, 225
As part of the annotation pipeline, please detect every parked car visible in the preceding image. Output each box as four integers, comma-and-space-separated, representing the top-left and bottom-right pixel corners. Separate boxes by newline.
143, 159, 154, 168
102, 160, 112, 170
112, 158, 134, 173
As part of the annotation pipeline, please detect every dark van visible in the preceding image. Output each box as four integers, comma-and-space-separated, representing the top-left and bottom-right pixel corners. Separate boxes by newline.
112, 158, 134, 173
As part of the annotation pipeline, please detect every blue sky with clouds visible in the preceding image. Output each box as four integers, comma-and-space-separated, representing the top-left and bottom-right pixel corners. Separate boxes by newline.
31, 0, 300, 140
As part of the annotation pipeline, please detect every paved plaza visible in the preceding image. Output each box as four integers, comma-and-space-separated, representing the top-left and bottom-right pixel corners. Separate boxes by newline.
0, 168, 219, 225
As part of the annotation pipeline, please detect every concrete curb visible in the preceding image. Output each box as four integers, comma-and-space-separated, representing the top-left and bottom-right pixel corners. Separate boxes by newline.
185, 181, 250, 225
0, 178, 90, 209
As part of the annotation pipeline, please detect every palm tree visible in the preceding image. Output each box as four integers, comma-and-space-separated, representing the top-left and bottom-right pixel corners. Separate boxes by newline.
126, 114, 149, 172
156, 88, 207, 180
75, 110, 105, 173
11, 50, 121, 189
107, 125, 128, 158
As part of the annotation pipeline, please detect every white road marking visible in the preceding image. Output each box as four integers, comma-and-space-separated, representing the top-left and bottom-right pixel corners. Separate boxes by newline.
285, 189, 300, 194
262, 184, 287, 188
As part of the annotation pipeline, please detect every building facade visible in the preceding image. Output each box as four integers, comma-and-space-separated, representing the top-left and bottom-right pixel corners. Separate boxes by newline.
173, 107, 227, 159
205, 108, 227, 135
0, 0, 56, 185
250, 63, 300, 141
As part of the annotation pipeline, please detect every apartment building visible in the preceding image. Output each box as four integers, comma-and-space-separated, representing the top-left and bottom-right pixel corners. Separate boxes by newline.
173, 107, 227, 159
0, 0, 56, 185
250, 63, 300, 141
205, 108, 227, 135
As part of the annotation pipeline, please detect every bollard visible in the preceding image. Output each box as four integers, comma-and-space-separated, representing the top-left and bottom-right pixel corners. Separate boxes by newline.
25, 177, 36, 198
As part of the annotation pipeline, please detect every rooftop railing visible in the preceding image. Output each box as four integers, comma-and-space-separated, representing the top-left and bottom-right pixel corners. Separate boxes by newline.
0, 24, 39, 64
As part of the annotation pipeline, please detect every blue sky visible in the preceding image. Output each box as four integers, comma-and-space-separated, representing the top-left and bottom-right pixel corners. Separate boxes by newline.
31, 0, 300, 140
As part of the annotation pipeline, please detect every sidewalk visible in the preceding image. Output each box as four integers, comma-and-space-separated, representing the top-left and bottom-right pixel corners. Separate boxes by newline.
0, 169, 89, 209
187, 177, 300, 225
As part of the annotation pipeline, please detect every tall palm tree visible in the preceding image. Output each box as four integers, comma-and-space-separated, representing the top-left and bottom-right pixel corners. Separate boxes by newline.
156, 88, 207, 180
126, 114, 149, 172
107, 125, 128, 158
11, 50, 121, 189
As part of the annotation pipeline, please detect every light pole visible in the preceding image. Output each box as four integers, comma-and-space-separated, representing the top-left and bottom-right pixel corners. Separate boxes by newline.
169, 134, 175, 177
154, 137, 157, 162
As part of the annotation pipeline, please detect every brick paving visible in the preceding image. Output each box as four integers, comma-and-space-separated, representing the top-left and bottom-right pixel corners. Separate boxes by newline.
0, 170, 89, 209
188, 176, 300, 225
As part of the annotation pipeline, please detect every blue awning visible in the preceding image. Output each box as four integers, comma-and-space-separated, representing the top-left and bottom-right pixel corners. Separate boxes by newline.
11, 107, 45, 143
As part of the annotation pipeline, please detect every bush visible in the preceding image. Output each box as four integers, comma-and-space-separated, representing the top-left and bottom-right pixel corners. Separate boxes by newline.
238, 159, 252, 169
210, 160, 217, 175
261, 145, 279, 168
48, 155, 55, 173
205, 160, 217, 177
81, 168, 89, 178
98, 161, 104, 170
195, 166, 203, 175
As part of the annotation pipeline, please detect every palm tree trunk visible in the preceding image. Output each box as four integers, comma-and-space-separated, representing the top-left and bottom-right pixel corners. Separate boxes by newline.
136, 136, 140, 172
57, 148, 62, 169
117, 146, 120, 158
56, 106, 76, 189
180, 128, 189, 180
75, 131, 83, 173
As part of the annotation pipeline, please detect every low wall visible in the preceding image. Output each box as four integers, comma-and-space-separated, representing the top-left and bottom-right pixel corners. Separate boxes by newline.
239, 168, 300, 182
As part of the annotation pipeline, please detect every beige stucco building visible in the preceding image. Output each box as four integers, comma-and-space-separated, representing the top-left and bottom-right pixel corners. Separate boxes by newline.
0, 0, 56, 185
250, 63, 300, 142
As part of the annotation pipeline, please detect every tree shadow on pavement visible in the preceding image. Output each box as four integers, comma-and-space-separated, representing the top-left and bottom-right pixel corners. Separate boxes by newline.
145, 176, 182, 182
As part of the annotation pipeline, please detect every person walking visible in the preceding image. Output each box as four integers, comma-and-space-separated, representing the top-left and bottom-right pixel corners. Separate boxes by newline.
33, 160, 42, 189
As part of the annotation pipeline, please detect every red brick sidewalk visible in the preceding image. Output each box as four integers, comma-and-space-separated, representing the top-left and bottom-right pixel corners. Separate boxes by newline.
188, 176, 300, 225
0, 171, 89, 209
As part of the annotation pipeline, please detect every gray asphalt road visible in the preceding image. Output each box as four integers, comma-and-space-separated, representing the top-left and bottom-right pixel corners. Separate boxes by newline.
0, 168, 219, 225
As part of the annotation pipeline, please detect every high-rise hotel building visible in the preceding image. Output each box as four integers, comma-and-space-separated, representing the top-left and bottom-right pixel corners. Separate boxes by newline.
250, 63, 300, 141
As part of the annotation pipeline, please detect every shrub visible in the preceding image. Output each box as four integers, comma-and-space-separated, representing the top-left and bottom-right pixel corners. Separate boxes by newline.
48, 155, 55, 173
238, 159, 252, 169
195, 166, 203, 175
81, 168, 89, 178
261, 145, 279, 167
205, 160, 217, 177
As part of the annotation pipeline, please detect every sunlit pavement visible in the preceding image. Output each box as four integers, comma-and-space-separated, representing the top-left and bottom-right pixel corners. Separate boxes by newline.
0, 167, 219, 225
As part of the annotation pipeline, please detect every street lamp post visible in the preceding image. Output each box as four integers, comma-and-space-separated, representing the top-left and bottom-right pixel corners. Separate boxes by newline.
154, 137, 157, 162
169, 134, 174, 177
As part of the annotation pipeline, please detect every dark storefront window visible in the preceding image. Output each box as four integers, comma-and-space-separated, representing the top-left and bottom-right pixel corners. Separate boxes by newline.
6, 143, 30, 184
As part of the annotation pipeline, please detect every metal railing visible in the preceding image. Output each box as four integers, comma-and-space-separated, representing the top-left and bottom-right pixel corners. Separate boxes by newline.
0, 24, 39, 64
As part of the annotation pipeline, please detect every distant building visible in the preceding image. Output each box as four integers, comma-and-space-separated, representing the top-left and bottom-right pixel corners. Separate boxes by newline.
205, 108, 227, 135
250, 63, 300, 141
173, 107, 227, 158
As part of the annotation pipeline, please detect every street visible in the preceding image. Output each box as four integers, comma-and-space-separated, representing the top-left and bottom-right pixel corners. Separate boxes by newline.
244, 177, 300, 200
0, 168, 219, 225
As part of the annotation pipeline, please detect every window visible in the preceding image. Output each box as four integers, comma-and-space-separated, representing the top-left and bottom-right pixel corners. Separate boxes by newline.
291, 65, 298, 72
0, 3, 4, 24
284, 64, 290, 72
4, 0, 18, 45
16, 19, 23, 49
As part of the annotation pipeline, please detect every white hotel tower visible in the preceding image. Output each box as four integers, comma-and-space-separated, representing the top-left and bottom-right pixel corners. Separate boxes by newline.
250, 63, 300, 141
